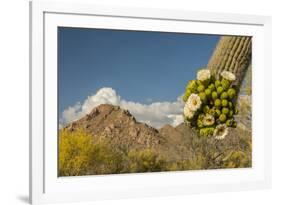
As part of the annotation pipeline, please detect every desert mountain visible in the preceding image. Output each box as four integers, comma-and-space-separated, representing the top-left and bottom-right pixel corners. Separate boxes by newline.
65, 104, 165, 150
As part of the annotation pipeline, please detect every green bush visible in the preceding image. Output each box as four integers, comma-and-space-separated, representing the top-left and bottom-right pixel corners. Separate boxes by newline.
222, 151, 251, 168
125, 149, 167, 173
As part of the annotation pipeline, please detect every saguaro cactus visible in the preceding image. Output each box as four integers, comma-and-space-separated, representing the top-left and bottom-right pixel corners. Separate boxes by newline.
207, 36, 252, 90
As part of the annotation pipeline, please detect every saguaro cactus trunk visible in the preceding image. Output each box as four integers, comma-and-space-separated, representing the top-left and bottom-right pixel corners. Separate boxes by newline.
207, 36, 252, 91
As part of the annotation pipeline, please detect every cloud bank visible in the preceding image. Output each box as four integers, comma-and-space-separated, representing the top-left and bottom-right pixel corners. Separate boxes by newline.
60, 87, 184, 128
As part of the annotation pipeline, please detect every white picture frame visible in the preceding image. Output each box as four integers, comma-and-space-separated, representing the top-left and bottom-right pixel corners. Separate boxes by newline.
30, 1, 272, 204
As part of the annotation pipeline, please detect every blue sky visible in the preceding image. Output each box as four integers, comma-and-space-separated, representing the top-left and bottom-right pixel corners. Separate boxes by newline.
58, 27, 220, 125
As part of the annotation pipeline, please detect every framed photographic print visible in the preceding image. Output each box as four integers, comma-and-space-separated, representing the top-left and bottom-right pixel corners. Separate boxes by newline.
30, 1, 272, 204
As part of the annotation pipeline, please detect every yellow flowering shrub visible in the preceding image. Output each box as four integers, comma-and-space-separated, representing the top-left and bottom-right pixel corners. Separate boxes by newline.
59, 129, 123, 176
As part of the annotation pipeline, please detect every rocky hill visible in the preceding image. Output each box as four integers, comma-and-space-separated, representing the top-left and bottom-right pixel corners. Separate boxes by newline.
65, 104, 164, 151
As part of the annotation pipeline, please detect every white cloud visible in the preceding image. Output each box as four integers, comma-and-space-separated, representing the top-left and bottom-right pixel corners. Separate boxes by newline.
61, 87, 184, 129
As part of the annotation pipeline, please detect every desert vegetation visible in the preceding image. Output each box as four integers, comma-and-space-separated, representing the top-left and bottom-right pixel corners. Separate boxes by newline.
59, 125, 251, 176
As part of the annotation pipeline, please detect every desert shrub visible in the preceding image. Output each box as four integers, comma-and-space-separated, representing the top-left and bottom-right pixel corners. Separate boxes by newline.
124, 149, 167, 173
222, 151, 251, 168
166, 155, 206, 171
87, 139, 124, 175
59, 129, 123, 176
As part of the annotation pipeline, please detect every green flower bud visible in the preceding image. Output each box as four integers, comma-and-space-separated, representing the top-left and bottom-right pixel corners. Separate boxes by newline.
228, 110, 234, 117
221, 79, 230, 90
232, 121, 237, 128
214, 99, 221, 108
202, 79, 211, 87
226, 119, 233, 127
199, 92, 207, 103
197, 85, 205, 93
208, 83, 215, 92
186, 80, 197, 93
199, 127, 215, 137
220, 91, 228, 100
199, 128, 206, 137
219, 114, 227, 122
197, 119, 204, 128
196, 80, 203, 85
227, 88, 236, 99
215, 80, 221, 88
205, 88, 212, 98
235, 107, 239, 114
228, 101, 233, 109
198, 114, 205, 121
203, 105, 210, 113
212, 91, 218, 100
208, 108, 216, 116
215, 109, 221, 117
217, 86, 224, 95
222, 99, 228, 107
209, 127, 215, 135
222, 107, 229, 115
182, 89, 191, 102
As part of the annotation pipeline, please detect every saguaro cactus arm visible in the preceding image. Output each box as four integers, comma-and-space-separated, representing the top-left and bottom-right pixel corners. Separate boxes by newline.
207, 36, 252, 90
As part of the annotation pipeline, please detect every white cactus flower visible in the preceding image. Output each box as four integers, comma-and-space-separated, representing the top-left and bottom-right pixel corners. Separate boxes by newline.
221, 71, 236, 81
214, 124, 228, 140
184, 104, 194, 119
197, 69, 211, 82
186, 93, 202, 112
202, 114, 215, 126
